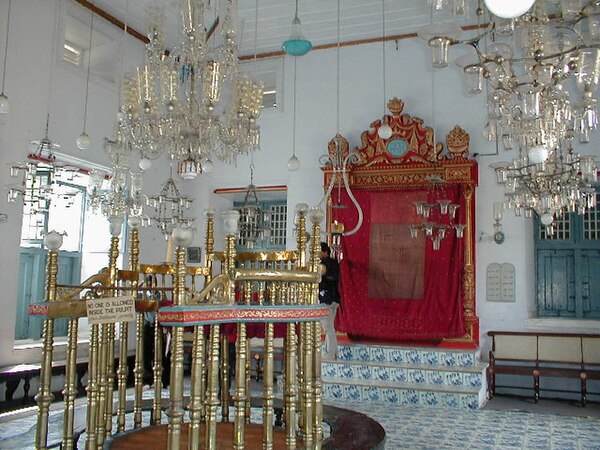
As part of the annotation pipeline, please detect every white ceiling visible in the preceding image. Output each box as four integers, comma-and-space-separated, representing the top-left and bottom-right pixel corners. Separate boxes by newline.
87, 0, 478, 56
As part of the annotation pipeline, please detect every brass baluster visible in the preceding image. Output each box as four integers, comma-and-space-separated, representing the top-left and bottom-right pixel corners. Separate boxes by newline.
310, 210, 324, 447
167, 230, 190, 450
96, 322, 109, 445
34, 232, 62, 450
204, 324, 221, 450
284, 324, 297, 449
152, 309, 163, 424
262, 322, 275, 449
61, 317, 79, 450
220, 333, 230, 423
85, 321, 100, 449
105, 322, 116, 436
300, 322, 314, 448
232, 323, 248, 449
188, 325, 206, 450
205, 209, 215, 283
294, 204, 308, 442
131, 225, 144, 429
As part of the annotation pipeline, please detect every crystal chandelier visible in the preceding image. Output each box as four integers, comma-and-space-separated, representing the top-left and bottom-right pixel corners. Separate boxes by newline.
146, 171, 194, 237
418, 1, 600, 226
7, 115, 79, 211
87, 166, 144, 223
118, 0, 264, 168
237, 164, 270, 249
408, 176, 466, 251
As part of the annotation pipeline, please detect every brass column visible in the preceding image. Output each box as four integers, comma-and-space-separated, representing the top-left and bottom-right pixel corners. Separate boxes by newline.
262, 322, 275, 449
167, 227, 193, 450
118, 221, 139, 431
188, 323, 206, 450
310, 210, 324, 448
220, 333, 230, 423
85, 316, 100, 449
130, 224, 144, 429
295, 205, 309, 442
34, 231, 62, 450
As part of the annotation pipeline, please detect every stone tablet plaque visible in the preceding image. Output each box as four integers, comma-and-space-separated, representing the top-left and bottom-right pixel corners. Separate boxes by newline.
486, 263, 515, 302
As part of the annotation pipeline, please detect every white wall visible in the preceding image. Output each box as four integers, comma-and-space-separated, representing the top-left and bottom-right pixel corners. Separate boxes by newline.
1, 0, 599, 368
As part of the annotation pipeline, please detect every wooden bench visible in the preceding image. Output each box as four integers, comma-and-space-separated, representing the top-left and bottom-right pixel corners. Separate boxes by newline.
487, 331, 600, 405
0, 359, 88, 408
0, 354, 136, 412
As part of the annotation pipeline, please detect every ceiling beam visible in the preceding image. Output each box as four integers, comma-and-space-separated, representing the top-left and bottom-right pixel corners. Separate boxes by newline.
240, 23, 487, 61
73, 0, 149, 44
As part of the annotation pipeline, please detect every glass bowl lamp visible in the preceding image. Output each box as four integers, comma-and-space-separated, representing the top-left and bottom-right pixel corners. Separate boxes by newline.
282, 0, 312, 56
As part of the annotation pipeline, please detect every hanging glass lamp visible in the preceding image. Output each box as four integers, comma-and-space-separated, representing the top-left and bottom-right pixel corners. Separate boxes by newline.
282, 0, 312, 56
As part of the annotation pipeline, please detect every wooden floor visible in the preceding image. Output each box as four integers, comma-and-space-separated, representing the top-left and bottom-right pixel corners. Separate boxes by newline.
106, 422, 289, 449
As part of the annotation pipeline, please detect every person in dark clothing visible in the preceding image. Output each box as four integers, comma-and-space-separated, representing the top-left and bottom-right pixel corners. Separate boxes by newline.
319, 242, 340, 359
142, 274, 170, 387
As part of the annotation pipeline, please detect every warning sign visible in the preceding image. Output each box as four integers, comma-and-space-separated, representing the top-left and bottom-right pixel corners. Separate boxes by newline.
86, 296, 136, 325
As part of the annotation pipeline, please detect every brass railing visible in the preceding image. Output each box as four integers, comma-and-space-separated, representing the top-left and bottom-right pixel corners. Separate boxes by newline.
29, 206, 326, 449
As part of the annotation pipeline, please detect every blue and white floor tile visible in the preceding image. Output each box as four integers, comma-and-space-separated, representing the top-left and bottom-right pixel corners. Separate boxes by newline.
1, 390, 599, 449
330, 398, 600, 450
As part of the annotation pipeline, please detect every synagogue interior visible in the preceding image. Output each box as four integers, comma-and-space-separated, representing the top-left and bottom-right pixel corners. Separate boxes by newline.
0, 0, 599, 449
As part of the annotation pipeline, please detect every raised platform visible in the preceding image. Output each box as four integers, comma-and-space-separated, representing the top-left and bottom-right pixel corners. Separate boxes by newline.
322, 342, 488, 409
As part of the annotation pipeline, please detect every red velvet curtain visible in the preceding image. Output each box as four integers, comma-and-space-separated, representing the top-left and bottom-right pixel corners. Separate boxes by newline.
334, 185, 466, 341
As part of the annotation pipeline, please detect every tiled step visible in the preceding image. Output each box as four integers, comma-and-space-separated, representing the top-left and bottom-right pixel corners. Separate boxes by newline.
322, 360, 486, 389
336, 343, 480, 368
322, 343, 488, 409
322, 380, 481, 409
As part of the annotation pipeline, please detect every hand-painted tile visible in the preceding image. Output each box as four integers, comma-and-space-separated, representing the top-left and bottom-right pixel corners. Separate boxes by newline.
329, 384, 343, 399
391, 367, 407, 383
388, 349, 404, 364
373, 366, 391, 381
338, 364, 353, 379
370, 347, 386, 362
354, 365, 372, 380
337, 346, 352, 361
408, 369, 426, 384
419, 391, 439, 406
321, 362, 336, 378
403, 389, 419, 405
425, 370, 444, 385
344, 384, 361, 401
444, 371, 463, 386
457, 352, 474, 366
422, 351, 440, 365
381, 388, 399, 404
363, 386, 381, 402
463, 372, 482, 388
441, 351, 457, 366
406, 349, 422, 364
440, 393, 459, 408
355, 346, 370, 361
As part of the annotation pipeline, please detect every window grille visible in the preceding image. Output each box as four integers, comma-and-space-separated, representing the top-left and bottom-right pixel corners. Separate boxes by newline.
540, 214, 571, 240
583, 193, 600, 240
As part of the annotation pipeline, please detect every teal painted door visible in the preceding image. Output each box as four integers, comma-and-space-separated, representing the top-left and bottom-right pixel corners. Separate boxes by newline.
15, 248, 81, 340
580, 249, 600, 318
535, 205, 600, 319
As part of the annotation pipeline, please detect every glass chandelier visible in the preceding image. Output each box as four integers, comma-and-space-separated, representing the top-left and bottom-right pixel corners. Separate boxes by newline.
237, 164, 270, 249
7, 115, 80, 212
418, 1, 600, 226
408, 176, 466, 250
117, 0, 264, 169
87, 167, 144, 223
146, 172, 194, 237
